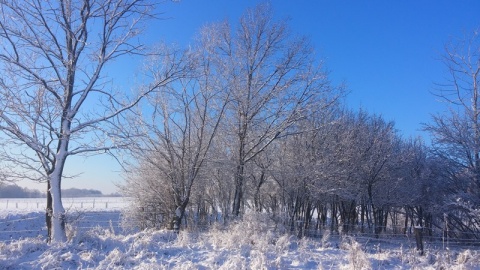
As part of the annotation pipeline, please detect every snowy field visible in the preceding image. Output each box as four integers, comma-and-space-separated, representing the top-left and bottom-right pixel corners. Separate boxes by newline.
0, 197, 128, 214
1, 199, 480, 269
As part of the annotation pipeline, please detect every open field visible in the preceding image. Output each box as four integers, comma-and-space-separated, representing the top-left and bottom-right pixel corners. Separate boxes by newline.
0, 197, 128, 214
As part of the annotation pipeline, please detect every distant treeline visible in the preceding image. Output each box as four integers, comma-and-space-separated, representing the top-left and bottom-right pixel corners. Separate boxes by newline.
0, 183, 120, 198
0, 184, 44, 198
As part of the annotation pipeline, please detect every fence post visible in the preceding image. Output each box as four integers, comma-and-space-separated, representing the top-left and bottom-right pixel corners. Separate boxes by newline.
297, 220, 304, 238
443, 213, 449, 250
414, 226, 424, 255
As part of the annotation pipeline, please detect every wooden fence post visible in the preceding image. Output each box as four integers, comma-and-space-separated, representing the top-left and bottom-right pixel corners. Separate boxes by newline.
414, 226, 424, 255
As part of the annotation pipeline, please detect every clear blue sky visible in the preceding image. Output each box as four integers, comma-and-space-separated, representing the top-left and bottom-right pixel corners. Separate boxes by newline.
149, 0, 480, 139
18, 0, 480, 194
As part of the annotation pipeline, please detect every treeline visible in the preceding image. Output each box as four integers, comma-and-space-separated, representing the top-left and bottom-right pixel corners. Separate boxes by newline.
62, 188, 105, 198
120, 5, 480, 241
0, 184, 109, 198
123, 106, 479, 240
0, 184, 44, 198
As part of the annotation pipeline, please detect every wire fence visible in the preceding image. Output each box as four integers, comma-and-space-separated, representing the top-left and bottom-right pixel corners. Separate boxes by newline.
117, 210, 480, 251
0, 197, 128, 212
0, 211, 125, 244
0, 197, 128, 244
1, 206, 480, 252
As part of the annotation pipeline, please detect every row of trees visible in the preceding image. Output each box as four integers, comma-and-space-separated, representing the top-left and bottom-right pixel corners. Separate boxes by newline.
119, 7, 480, 240
0, 0, 479, 242
0, 184, 106, 198
0, 183, 44, 198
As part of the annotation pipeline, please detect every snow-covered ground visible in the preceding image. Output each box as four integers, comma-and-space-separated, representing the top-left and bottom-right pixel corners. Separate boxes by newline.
1, 198, 479, 269
0, 197, 128, 214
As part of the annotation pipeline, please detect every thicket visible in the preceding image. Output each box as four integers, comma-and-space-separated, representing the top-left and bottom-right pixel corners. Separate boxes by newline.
120, 5, 480, 242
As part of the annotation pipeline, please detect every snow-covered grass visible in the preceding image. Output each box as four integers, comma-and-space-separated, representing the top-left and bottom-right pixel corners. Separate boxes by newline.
1, 202, 480, 269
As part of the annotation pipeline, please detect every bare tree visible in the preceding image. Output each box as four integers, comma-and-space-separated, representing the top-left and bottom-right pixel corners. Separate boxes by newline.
198, 4, 340, 217
429, 29, 480, 182
0, 0, 183, 242
425, 28, 480, 237
122, 39, 229, 230
392, 138, 440, 235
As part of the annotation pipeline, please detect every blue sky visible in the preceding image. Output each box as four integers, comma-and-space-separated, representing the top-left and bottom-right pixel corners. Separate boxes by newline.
18, 1, 480, 194
149, 0, 480, 139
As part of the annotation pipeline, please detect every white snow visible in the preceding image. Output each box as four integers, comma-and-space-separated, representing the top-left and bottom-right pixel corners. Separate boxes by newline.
0, 197, 128, 214
1, 198, 480, 269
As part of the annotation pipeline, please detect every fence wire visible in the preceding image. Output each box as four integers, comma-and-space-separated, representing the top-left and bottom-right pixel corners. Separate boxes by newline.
1, 209, 479, 252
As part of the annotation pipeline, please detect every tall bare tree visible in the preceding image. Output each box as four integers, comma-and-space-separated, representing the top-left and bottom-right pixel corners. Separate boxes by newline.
425, 28, 480, 236
199, 4, 340, 216
0, 0, 183, 242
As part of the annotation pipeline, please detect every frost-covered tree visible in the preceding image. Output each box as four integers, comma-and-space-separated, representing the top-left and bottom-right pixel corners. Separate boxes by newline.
199, 4, 340, 216
425, 28, 480, 236
391, 138, 444, 234
122, 38, 228, 230
356, 114, 399, 235
0, 0, 182, 242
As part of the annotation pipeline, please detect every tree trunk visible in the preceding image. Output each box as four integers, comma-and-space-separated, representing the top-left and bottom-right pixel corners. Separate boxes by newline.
172, 198, 190, 232
253, 172, 266, 212
340, 200, 356, 234
404, 207, 409, 234
360, 200, 366, 233
48, 138, 69, 243
414, 226, 424, 255
330, 199, 338, 233
49, 166, 67, 242
304, 202, 313, 233
46, 181, 52, 243
383, 209, 389, 233
372, 205, 381, 237
232, 163, 245, 216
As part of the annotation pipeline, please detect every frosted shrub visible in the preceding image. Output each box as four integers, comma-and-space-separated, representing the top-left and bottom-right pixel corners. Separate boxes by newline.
72, 226, 123, 253
456, 249, 480, 267
120, 203, 166, 233
36, 249, 64, 269
0, 236, 46, 260
98, 248, 129, 269
135, 229, 177, 249
218, 254, 247, 270
275, 234, 297, 252
456, 249, 472, 264
64, 210, 89, 242
65, 222, 77, 242
434, 249, 452, 269
207, 211, 277, 251
175, 230, 196, 248
341, 237, 371, 270
321, 230, 331, 248
240, 211, 274, 232
249, 249, 268, 268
